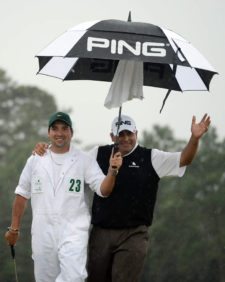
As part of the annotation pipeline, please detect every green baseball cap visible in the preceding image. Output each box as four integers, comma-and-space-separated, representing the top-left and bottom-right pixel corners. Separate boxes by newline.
48, 112, 72, 128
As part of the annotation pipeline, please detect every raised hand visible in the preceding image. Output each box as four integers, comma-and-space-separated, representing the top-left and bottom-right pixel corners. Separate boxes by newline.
191, 114, 211, 139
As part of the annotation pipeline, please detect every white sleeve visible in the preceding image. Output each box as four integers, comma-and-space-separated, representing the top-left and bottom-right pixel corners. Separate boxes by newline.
87, 146, 99, 159
84, 152, 106, 197
14, 156, 34, 199
152, 149, 186, 178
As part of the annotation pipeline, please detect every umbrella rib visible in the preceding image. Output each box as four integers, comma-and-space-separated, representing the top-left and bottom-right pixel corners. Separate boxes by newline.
159, 62, 178, 113
171, 39, 190, 65
159, 89, 172, 113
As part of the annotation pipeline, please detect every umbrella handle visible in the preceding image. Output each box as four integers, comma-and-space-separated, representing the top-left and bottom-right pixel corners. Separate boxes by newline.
111, 143, 120, 169
113, 142, 119, 155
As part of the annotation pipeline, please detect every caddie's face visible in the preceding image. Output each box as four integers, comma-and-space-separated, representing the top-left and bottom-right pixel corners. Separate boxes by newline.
111, 130, 137, 156
48, 121, 73, 152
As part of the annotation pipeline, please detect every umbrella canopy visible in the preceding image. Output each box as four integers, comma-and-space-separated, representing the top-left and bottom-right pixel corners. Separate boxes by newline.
36, 17, 217, 111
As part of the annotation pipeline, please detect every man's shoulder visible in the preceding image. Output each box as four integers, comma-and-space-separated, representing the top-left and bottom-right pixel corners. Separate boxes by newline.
98, 144, 113, 152
97, 144, 113, 158
70, 144, 88, 158
98, 144, 113, 149
136, 145, 152, 154
22, 153, 45, 171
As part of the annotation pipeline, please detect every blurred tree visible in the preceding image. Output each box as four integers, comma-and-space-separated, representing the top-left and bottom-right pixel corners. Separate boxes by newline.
140, 126, 225, 282
0, 68, 58, 281
140, 124, 186, 152
0, 69, 57, 163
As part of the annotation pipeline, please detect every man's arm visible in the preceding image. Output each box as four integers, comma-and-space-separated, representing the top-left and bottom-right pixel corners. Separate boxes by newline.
180, 114, 210, 167
5, 194, 27, 245
100, 151, 122, 197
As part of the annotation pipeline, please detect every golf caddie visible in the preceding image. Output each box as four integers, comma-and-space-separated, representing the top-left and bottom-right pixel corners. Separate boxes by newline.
5, 112, 122, 282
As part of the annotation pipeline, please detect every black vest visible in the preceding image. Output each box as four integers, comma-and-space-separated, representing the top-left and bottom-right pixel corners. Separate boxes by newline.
91, 145, 160, 228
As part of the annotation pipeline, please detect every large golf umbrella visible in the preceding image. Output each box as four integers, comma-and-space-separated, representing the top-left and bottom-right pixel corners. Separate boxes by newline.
36, 16, 217, 114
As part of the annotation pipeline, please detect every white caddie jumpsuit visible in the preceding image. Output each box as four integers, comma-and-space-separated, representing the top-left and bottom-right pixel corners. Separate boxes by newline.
15, 144, 106, 282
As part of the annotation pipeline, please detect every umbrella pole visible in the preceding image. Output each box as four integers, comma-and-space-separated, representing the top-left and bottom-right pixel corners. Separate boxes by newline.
116, 106, 122, 136
113, 106, 122, 156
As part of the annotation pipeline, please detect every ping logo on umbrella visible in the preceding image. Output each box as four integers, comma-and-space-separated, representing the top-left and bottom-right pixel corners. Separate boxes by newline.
36, 18, 217, 113
87, 37, 166, 57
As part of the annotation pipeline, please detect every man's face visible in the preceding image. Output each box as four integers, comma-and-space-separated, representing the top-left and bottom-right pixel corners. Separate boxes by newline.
111, 130, 137, 156
48, 121, 73, 152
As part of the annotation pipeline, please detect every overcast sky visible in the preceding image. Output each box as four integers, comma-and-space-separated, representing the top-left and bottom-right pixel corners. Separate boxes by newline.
0, 0, 224, 147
